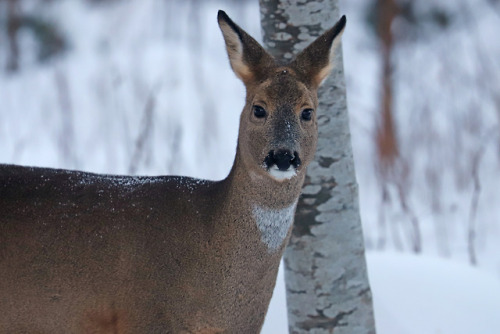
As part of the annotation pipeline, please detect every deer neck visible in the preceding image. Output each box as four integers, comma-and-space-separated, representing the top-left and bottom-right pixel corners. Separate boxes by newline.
221, 147, 303, 254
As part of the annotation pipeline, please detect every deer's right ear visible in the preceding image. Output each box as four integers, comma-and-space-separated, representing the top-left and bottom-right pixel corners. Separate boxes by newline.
218, 10, 274, 84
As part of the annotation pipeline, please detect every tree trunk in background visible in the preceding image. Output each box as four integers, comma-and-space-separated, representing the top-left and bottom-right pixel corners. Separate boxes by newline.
6, 0, 20, 72
376, 0, 398, 171
259, 1, 376, 333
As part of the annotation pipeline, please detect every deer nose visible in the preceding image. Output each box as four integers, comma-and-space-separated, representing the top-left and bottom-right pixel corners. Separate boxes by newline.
264, 150, 301, 171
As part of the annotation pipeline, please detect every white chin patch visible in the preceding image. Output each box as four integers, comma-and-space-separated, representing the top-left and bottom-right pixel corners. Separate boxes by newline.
268, 166, 296, 180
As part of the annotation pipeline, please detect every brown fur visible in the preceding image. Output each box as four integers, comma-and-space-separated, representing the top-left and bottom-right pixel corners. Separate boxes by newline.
0, 11, 345, 334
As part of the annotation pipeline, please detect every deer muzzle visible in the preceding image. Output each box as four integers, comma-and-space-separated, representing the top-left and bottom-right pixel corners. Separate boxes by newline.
264, 149, 301, 180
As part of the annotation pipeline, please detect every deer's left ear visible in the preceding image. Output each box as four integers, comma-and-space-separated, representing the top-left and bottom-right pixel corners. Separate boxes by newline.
291, 15, 346, 89
218, 10, 274, 85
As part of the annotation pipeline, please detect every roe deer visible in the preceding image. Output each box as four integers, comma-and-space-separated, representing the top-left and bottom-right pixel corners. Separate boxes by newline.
0, 10, 345, 333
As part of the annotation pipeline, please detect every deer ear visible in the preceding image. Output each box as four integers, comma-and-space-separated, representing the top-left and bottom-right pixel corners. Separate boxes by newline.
218, 10, 274, 84
291, 15, 346, 89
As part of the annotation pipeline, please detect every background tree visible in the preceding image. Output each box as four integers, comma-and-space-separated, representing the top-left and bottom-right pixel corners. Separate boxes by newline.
259, 0, 376, 333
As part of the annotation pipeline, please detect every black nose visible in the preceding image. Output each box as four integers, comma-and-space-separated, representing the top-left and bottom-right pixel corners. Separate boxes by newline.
264, 150, 301, 171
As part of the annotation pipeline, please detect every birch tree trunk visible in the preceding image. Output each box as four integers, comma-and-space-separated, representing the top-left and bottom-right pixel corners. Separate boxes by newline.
259, 1, 377, 333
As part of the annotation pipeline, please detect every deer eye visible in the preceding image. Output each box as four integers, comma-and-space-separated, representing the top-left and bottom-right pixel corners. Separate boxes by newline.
301, 108, 313, 121
253, 105, 267, 118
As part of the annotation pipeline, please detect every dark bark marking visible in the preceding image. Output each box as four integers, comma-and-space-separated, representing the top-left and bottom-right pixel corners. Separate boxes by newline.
318, 156, 339, 168
296, 308, 356, 331
283, 258, 309, 277
292, 182, 337, 238
292, 205, 321, 237
313, 251, 325, 258
287, 289, 307, 295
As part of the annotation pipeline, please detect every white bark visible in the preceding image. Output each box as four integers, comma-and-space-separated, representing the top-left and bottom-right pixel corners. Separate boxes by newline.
259, 1, 377, 333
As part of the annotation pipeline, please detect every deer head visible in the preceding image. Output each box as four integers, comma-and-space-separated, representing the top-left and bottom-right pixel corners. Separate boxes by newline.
218, 11, 346, 184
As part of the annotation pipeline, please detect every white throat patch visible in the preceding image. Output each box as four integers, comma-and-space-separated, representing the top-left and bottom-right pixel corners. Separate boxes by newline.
252, 201, 297, 253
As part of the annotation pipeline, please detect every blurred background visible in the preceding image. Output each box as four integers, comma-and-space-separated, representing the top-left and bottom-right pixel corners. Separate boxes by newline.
1, 0, 500, 332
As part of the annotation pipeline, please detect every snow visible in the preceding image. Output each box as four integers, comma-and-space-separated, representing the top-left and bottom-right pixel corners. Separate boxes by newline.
262, 252, 500, 333
369, 252, 500, 334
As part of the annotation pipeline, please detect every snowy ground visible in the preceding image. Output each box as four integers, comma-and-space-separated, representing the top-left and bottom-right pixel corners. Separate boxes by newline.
366, 252, 500, 334
263, 252, 500, 333
1, 0, 499, 333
